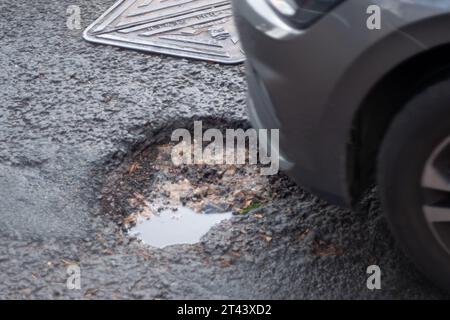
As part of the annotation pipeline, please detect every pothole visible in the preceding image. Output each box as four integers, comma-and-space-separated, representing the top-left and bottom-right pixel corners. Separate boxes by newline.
102, 120, 294, 248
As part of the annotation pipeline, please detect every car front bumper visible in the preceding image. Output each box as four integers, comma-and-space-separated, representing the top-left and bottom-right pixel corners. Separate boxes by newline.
233, 0, 356, 205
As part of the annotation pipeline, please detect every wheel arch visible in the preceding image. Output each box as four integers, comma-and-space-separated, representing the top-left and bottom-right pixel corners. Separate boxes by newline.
349, 43, 450, 200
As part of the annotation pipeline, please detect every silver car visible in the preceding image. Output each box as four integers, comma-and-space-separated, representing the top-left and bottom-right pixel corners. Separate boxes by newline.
233, 0, 450, 290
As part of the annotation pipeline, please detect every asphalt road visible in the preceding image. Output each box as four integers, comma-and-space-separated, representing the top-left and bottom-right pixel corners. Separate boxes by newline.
0, 0, 448, 299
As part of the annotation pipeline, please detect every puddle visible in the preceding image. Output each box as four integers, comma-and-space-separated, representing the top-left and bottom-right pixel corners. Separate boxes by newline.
129, 207, 232, 248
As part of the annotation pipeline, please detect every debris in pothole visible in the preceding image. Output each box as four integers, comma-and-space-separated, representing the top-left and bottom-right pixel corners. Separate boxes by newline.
104, 141, 286, 227
134, 143, 274, 216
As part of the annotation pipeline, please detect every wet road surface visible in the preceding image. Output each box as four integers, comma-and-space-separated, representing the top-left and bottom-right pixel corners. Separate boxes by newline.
0, 0, 448, 299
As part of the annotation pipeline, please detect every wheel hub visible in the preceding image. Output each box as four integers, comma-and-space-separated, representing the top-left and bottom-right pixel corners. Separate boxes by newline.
422, 136, 450, 253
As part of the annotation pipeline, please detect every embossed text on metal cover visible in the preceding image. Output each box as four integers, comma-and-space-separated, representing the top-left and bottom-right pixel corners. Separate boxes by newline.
83, 0, 245, 64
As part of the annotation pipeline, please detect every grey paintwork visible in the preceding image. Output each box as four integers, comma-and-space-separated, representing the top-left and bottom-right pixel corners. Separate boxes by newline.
233, 0, 450, 204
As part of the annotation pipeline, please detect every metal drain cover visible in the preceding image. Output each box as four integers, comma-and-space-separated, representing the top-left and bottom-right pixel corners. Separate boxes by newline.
83, 0, 245, 64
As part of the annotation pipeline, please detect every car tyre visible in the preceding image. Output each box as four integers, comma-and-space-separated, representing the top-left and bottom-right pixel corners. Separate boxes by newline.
378, 80, 450, 291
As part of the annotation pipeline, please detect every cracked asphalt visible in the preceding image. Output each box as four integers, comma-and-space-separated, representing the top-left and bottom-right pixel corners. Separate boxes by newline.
0, 0, 449, 299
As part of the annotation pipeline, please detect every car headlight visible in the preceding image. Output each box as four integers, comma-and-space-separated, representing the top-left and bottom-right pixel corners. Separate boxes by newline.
267, 0, 345, 29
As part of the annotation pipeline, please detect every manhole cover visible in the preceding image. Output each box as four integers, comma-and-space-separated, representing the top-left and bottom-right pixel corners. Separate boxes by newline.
83, 0, 245, 64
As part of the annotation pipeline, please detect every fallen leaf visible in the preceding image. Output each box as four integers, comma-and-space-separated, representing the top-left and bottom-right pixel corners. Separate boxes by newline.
298, 229, 311, 241
102, 249, 114, 255
220, 259, 232, 268
61, 259, 75, 267
128, 163, 141, 174
123, 215, 138, 226
312, 240, 344, 257
230, 251, 241, 258
84, 288, 99, 297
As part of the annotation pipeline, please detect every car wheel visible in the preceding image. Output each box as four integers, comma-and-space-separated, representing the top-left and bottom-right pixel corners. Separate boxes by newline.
378, 80, 450, 290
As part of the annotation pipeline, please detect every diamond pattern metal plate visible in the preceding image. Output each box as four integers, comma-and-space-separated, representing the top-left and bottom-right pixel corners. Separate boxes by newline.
83, 0, 245, 64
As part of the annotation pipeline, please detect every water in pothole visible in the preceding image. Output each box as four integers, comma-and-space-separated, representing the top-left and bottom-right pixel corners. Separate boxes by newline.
129, 207, 232, 248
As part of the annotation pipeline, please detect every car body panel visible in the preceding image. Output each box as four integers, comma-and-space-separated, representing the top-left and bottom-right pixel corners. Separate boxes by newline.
233, 0, 450, 205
